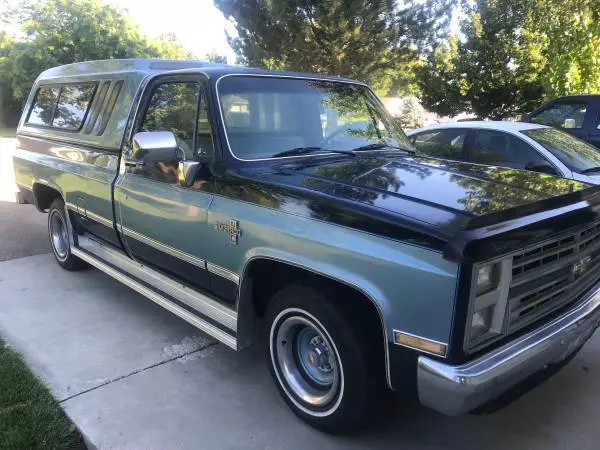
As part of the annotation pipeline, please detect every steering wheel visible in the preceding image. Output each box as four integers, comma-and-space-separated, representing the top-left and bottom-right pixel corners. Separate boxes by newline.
318, 125, 348, 147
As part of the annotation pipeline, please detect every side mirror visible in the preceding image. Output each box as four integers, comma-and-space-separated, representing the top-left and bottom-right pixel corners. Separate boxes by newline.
132, 131, 179, 163
525, 161, 557, 175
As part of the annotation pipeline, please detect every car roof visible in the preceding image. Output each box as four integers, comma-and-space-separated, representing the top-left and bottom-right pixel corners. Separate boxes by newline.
37, 58, 360, 84
407, 121, 548, 135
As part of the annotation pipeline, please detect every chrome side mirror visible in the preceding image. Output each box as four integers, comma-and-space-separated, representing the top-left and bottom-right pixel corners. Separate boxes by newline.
132, 131, 179, 163
178, 160, 200, 187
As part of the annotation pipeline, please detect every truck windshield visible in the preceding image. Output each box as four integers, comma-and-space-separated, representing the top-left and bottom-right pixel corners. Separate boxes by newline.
217, 76, 412, 160
522, 127, 600, 173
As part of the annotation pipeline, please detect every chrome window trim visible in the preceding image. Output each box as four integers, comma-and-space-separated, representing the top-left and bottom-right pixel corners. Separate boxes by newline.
120, 225, 206, 269
206, 262, 240, 285
214, 73, 400, 163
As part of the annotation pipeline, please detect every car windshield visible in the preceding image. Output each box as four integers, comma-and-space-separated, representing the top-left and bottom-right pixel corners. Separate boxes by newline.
218, 76, 412, 160
521, 127, 600, 173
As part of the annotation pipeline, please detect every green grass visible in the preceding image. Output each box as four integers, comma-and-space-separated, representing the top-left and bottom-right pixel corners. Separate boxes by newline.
0, 339, 84, 450
0, 128, 16, 138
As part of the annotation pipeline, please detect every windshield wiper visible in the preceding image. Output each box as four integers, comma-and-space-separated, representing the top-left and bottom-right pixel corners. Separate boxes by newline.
580, 166, 600, 174
350, 142, 415, 154
272, 146, 356, 158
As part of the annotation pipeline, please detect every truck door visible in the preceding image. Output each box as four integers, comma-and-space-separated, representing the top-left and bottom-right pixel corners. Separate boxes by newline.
114, 74, 215, 295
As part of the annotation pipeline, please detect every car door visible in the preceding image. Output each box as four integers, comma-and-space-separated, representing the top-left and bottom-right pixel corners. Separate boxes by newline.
529, 100, 590, 142
469, 129, 563, 176
411, 128, 468, 162
114, 74, 216, 295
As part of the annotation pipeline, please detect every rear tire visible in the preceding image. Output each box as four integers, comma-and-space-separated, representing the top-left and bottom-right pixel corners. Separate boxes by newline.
265, 282, 384, 434
48, 198, 87, 271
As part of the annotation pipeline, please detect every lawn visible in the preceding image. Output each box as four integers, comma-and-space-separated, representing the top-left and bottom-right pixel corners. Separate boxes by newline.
0, 339, 84, 449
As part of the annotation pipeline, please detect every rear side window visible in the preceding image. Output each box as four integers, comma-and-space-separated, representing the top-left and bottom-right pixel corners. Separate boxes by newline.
413, 129, 467, 160
52, 84, 97, 130
26, 83, 96, 130
27, 87, 60, 126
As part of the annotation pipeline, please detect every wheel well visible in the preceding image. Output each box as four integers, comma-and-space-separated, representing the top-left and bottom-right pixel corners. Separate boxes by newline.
32, 183, 62, 211
242, 258, 386, 360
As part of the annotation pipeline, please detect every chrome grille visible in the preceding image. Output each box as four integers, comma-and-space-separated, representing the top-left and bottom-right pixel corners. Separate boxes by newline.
508, 221, 600, 332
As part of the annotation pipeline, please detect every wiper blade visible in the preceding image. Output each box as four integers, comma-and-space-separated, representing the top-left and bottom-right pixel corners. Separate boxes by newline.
272, 146, 356, 158
581, 166, 600, 174
351, 142, 415, 153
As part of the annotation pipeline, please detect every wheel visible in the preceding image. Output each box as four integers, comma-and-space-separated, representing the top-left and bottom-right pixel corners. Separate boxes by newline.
265, 283, 384, 434
48, 198, 87, 271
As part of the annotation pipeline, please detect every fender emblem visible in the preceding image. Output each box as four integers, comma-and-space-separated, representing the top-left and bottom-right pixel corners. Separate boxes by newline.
215, 219, 241, 244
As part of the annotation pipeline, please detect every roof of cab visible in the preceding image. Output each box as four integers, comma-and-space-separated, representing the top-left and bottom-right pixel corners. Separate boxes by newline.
37, 58, 359, 83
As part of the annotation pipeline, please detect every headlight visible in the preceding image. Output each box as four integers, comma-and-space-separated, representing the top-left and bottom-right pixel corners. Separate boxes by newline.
475, 263, 500, 296
467, 259, 511, 350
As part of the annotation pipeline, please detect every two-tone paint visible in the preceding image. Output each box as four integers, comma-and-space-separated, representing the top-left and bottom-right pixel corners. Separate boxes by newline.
13, 60, 600, 396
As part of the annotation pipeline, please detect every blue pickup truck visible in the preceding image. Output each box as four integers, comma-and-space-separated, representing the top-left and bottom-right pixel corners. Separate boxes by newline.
12, 59, 600, 433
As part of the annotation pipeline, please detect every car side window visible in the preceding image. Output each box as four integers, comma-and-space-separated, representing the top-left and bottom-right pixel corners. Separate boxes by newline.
136, 80, 214, 185
472, 130, 549, 170
531, 102, 588, 129
140, 82, 200, 160
413, 129, 467, 160
26, 86, 60, 126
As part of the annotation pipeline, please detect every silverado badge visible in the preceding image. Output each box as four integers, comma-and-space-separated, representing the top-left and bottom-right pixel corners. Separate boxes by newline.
572, 256, 592, 279
215, 219, 241, 244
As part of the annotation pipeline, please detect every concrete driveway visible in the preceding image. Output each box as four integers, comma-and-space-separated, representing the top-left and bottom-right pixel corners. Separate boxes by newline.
1, 138, 600, 449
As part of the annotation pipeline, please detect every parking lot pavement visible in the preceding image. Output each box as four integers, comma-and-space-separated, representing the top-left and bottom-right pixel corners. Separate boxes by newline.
0, 253, 599, 449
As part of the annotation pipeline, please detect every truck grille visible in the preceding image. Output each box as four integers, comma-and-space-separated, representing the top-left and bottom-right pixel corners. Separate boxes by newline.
508, 221, 600, 332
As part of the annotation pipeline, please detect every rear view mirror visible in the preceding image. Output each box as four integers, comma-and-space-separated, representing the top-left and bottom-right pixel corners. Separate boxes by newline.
132, 131, 179, 163
563, 119, 576, 129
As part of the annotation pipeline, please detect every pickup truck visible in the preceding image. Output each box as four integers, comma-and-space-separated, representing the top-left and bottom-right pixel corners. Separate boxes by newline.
525, 95, 600, 149
13, 59, 600, 434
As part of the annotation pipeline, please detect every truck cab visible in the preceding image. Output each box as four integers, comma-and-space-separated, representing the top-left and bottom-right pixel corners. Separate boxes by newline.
13, 59, 600, 434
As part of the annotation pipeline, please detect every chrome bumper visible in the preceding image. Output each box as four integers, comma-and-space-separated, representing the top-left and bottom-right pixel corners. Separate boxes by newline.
417, 285, 600, 416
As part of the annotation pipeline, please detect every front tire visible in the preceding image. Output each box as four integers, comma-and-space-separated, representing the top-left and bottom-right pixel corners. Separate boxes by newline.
48, 198, 87, 271
265, 283, 383, 434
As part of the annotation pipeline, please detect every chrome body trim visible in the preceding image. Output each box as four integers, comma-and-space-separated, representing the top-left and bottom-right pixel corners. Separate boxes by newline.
393, 330, 448, 357
76, 235, 237, 332
120, 225, 206, 269
85, 209, 114, 228
206, 262, 240, 285
418, 281, 600, 416
72, 245, 237, 349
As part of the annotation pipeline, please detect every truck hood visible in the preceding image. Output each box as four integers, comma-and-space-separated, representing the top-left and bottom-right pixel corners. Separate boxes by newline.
248, 154, 592, 240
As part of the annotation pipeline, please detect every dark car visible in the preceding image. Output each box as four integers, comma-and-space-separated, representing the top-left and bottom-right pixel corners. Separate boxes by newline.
525, 95, 600, 148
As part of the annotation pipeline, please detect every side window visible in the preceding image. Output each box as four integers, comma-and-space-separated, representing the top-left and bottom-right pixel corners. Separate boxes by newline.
413, 129, 467, 160
531, 102, 588, 129
196, 90, 214, 156
472, 130, 548, 170
52, 84, 97, 130
140, 82, 200, 160
27, 86, 60, 126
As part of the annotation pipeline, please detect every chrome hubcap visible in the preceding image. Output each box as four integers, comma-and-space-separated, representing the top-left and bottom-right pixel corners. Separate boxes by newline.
50, 211, 68, 259
273, 314, 341, 408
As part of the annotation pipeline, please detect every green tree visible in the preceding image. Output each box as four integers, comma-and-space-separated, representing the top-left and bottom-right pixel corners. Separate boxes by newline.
204, 50, 228, 64
214, 0, 452, 95
419, 0, 600, 119
0, 0, 189, 125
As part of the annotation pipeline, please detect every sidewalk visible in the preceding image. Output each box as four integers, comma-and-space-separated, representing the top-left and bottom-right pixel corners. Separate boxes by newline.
1, 253, 599, 449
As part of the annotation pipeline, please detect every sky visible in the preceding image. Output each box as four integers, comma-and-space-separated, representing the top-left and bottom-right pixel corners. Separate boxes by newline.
1, 0, 237, 62
104, 0, 236, 62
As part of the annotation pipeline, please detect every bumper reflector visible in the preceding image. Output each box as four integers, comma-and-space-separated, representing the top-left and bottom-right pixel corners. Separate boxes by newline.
394, 331, 447, 356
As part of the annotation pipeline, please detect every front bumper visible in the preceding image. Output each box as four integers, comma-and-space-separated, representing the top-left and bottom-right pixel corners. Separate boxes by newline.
417, 284, 600, 416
